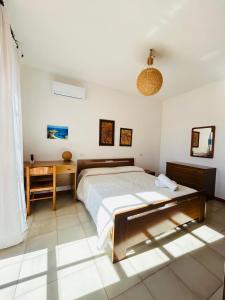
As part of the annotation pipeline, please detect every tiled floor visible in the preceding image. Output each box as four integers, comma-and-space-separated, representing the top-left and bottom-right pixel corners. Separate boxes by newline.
1, 193, 225, 300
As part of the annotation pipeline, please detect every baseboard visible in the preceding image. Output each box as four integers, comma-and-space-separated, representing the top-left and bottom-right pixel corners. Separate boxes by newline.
56, 185, 71, 192
214, 196, 225, 203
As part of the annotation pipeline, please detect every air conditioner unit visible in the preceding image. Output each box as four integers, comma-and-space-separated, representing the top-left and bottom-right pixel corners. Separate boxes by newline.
52, 81, 85, 100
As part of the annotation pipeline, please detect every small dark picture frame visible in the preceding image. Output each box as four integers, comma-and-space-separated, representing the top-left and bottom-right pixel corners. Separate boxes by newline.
99, 119, 115, 146
120, 128, 133, 147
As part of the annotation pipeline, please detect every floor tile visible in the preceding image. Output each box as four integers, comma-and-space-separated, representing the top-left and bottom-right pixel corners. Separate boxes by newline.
160, 231, 204, 258
28, 218, 57, 238
57, 224, 85, 245
19, 248, 58, 284
56, 238, 92, 271
205, 220, 225, 233
190, 225, 225, 244
85, 234, 110, 258
57, 193, 76, 208
58, 261, 108, 300
0, 259, 22, 287
56, 214, 80, 230
33, 209, 56, 222
209, 237, 225, 258
114, 282, 154, 300
15, 274, 47, 298
56, 205, 77, 217
95, 254, 141, 299
15, 280, 59, 300
191, 246, 225, 281
209, 285, 224, 300
25, 231, 57, 252
207, 211, 225, 227
15, 276, 58, 300
0, 249, 23, 293
76, 201, 86, 213
0, 241, 26, 260
82, 220, 97, 237
170, 255, 221, 299
78, 210, 92, 223
0, 285, 17, 300
207, 200, 225, 212
128, 244, 170, 279
144, 266, 198, 300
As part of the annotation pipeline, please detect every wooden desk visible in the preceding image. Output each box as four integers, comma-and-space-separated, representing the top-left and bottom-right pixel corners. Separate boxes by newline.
24, 161, 77, 200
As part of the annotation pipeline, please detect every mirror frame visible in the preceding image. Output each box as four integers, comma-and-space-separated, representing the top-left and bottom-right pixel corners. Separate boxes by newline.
190, 126, 216, 158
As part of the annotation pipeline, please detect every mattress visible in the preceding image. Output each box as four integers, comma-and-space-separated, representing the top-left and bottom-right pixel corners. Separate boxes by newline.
77, 166, 197, 249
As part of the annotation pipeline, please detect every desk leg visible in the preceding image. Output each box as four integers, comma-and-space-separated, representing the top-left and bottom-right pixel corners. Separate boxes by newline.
71, 173, 76, 201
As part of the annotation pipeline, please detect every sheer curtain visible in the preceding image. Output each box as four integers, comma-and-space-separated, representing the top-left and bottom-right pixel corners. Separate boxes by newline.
0, 4, 27, 249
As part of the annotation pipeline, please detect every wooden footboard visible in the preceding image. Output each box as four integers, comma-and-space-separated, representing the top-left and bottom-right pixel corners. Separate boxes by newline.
112, 192, 206, 263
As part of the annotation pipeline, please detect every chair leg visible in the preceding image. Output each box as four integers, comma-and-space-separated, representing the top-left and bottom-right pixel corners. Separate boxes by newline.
27, 192, 31, 216
52, 191, 56, 210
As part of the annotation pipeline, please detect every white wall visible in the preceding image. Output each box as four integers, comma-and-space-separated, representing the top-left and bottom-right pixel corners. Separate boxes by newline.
160, 79, 225, 199
21, 66, 162, 171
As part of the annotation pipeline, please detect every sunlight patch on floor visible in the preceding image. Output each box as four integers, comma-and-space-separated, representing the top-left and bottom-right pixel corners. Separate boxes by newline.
95, 255, 121, 284
163, 233, 204, 257
56, 239, 92, 267
129, 247, 170, 274
19, 248, 48, 280
15, 274, 47, 299
58, 262, 104, 300
191, 225, 224, 243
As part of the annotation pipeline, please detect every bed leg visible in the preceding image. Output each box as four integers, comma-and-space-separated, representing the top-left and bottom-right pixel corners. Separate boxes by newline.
112, 246, 126, 263
198, 194, 206, 222
112, 214, 127, 263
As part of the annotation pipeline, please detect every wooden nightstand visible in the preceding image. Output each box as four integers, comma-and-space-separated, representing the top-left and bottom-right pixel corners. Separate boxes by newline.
144, 169, 156, 176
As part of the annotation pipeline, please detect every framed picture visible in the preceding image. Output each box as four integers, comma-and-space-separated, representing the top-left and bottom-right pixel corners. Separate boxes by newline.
47, 125, 68, 140
120, 128, 133, 146
192, 131, 200, 148
99, 119, 115, 146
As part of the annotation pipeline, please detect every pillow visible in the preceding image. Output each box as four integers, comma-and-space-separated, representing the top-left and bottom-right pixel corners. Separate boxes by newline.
78, 165, 144, 181
79, 167, 114, 178
113, 166, 144, 173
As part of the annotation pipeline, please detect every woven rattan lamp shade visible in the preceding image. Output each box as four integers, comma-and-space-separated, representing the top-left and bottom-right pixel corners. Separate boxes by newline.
137, 49, 163, 96
137, 67, 163, 96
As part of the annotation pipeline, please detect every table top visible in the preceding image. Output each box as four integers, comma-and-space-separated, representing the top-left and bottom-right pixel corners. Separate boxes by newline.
24, 160, 76, 167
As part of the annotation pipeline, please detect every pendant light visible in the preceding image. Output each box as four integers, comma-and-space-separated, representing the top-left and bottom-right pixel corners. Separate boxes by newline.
137, 49, 163, 96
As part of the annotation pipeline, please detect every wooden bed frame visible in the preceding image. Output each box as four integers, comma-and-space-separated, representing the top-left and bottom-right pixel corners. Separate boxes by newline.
77, 158, 206, 263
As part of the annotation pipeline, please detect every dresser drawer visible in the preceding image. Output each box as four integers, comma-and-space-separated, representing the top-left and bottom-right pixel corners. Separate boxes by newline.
56, 165, 76, 174
167, 164, 204, 175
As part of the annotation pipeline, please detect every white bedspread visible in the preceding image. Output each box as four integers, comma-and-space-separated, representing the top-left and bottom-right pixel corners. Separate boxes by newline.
77, 168, 196, 249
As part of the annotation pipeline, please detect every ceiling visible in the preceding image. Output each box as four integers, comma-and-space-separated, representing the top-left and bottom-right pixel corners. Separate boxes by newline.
7, 0, 225, 100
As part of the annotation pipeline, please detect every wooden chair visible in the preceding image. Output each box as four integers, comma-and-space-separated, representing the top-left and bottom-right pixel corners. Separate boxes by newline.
26, 166, 56, 215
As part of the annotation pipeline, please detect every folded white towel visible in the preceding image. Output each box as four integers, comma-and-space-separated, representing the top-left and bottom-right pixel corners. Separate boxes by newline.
155, 174, 178, 191
155, 178, 167, 188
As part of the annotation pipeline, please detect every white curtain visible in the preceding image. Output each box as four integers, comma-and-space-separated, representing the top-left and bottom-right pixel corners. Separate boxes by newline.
0, 4, 27, 249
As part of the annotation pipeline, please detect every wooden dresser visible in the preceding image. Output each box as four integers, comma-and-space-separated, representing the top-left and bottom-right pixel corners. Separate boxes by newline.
166, 162, 216, 199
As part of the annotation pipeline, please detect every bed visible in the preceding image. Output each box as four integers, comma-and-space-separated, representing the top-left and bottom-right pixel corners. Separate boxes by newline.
77, 158, 206, 263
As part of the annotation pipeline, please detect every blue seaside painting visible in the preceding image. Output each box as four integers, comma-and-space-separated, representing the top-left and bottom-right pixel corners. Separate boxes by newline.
47, 125, 68, 139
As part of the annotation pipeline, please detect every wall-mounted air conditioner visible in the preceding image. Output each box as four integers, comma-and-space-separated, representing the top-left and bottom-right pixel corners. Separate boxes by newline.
52, 81, 85, 100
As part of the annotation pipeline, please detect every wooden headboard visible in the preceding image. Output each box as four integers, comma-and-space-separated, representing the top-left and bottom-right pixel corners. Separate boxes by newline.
77, 158, 134, 176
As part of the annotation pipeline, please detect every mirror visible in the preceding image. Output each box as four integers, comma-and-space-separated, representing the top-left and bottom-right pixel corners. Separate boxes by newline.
191, 126, 215, 158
